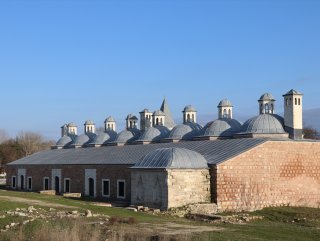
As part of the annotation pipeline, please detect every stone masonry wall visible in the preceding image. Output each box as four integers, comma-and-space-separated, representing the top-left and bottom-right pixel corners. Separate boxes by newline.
131, 170, 168, 210
212, 141, 320, 212
6, 164, 132, 203
167, 169, 210, 209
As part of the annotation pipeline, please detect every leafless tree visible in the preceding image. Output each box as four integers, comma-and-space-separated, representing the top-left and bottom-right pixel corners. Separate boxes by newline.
303, 126, 319, 140
0, 129, 9, 144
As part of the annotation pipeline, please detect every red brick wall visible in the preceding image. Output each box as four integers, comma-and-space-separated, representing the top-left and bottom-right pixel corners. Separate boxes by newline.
6, 164, 132, 202
212, 141, 320, 212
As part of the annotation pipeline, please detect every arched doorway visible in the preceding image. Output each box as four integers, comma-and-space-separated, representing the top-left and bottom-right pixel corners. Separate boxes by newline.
88, 178, 94, 197
20, 175, 24, 190
55, 176, 60, 193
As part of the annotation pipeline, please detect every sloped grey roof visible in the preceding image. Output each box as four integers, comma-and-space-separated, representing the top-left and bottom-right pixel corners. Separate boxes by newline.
8, 138, 267, 166
153, 110, 165, 116
218, 99, 233, 107
56, 135, 73, 147
137, 126, 170, 142
68, 122, 77, 127
160, 98, 175, 129
132, 148, 208, 169
259, 93, 275, 101
183, 105, 197, 112
241, 114, 286, 134
126, 114, 138, 120
283, 89, 303, 96
204, 118, 242, 137
140, 108, 151, 113
168, 122, 202, 140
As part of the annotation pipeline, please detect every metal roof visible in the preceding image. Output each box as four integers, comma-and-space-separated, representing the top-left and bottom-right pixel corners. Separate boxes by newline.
168, 122, 202, 140
241, 114, 286, 134
132, 147, 208, 169
218, 99, 233, 107
203, 118, 242, 137
8, 138, 267, 166
160, 98, 175, 129
137, 126, 170, 142
259, 93, 275, 101
283, 89, 303, 96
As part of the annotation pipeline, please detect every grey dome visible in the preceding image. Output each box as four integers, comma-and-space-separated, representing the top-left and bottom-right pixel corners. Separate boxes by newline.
126, 114, 138, 120
168, 122, 202, 140
204, 118, 242, 137
84, 120, 94, 125
56, 135, 73, 147
68, 122, 77, 127
153, 110, 165, 116
218, 99, 233, 107
105, 116, 115, 122
115, 128, 141, 144
241, 114, 286, 134
140, 108, 151, 113
259, 93, 275, 101
91, 130, 117, 145
138, 126, 170, 142
73, 134, 90, 146
133, 148, 208, 169
183, 105, 196, 112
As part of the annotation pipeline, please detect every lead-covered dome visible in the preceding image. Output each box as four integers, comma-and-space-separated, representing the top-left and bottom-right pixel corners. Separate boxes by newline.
259, 93, 275, 101
241, 114, 286, 134
91, 130, 117, 146
56, 135, 73, 147
203, 118, 242, 137
132, 148, 208, 169
183, 105, 196, 112
137, 126, 170, 142
168, 122, 202, 140
114, 128, 141, 144
218, 99, 233, 107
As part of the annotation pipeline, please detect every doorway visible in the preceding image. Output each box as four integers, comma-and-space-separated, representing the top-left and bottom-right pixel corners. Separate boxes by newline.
55, 176, 60, 193
88, 178, 94, 197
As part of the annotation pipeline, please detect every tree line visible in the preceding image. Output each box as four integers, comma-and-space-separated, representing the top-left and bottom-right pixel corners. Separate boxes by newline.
0, 130, 55, 172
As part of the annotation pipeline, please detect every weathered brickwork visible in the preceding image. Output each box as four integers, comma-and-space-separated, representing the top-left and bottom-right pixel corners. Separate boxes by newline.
6, 165, 132, 203
212, 141, 320, 212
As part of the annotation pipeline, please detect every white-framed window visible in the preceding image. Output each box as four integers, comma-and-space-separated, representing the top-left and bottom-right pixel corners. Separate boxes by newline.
43, 177, 49, 190
64, 178, 71, 193
102, 179, 110, 197
12, 176, 16, 189
27, 177, 32, 191
117, 179, 126, 199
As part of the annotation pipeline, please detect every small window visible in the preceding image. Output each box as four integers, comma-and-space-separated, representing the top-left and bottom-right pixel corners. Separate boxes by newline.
102, 179, 110, 197
265, 103, 270, 113
12, 176, 16, 189
223, 109, 227, 118
298, 98, 301, 105
27, 177, 32, 191
295, 98, 297, 105
117, 180, 126, 199
64, 178, 70, 193
43, 177, 49, 190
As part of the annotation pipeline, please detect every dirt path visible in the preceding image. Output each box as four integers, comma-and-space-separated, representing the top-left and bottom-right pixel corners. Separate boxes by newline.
0, 195, 76, 209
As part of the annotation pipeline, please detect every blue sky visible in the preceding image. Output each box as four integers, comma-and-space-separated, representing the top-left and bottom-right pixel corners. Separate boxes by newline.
0, 0, 319, 139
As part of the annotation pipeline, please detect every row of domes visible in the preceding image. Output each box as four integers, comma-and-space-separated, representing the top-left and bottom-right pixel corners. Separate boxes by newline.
56, 113, 287, 148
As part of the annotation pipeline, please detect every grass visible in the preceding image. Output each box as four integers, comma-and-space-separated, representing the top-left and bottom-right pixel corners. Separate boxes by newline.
0, 189, 319, 241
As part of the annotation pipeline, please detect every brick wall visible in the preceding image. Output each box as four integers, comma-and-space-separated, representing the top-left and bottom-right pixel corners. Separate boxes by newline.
6, 164, 132, 203
212, 141, 320, 212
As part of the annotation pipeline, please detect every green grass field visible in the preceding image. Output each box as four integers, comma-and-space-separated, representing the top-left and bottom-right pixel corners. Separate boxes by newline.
0, 189, 319, 241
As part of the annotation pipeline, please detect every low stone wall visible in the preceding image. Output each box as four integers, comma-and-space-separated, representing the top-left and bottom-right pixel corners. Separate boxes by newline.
213, 141, 320, 212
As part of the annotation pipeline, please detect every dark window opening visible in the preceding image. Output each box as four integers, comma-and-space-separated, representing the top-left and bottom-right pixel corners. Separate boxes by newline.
103, 180, 110, 196
12, 177, 16, 189
44, 178, 49, 190
65, 179, 70, 193
88, 178, 95, 197
55, 176, 60, 193
28, 177, 32, 190
118, 180, 125, 199
20, 175, 24, 190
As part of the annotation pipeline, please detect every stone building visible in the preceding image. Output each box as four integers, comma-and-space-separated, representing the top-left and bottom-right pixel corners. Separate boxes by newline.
6, 89, 320, 212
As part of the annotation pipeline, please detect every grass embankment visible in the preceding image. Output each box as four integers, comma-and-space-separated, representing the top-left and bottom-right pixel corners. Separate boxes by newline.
0, 189, 319, 241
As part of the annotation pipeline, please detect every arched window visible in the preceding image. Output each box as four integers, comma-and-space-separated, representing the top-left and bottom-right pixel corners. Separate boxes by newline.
265, 103, 270, 113
187, 114, 190, 122
223, 109, 227, 118
271, 104, 274, 113
228, 109, 231, 118
260, 104, 263, 113
156, 118, 159, 125
298, 98, 301, 105
295, 98, 297, 105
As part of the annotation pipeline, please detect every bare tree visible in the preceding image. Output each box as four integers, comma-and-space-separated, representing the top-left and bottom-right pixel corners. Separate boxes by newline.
303, 126, 319, 140
16, 131, 54, 157
0, 129, 9, 144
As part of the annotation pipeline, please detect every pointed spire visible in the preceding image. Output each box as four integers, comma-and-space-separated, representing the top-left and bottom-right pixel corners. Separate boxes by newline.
160, 97, 175, 129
